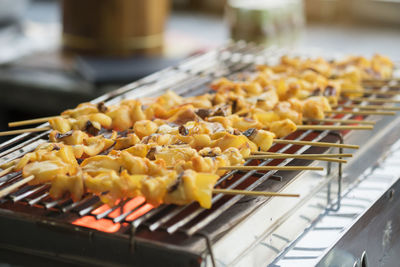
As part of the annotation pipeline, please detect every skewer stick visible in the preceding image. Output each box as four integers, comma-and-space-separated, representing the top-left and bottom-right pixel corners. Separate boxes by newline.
246, 154, 347, 163
296, 125, 373, 131
363, 85, 400, 90
352, 98, 400, 103
0, 166, 14, 177
0, 127, 51, 137
337, 104, 400, 111
212, 188, 300, 198
219, 166, 323, 171
342, 89, 400, 96
362, 78, 400, 83
326, 110, 395, 116
251, 152, 353, 157
0, 175, 34, 198
303, 118, 376, 125
8, 116, 62, 128
273, 139, 359, 149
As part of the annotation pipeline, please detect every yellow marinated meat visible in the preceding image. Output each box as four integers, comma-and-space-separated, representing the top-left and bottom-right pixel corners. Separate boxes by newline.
163, 170, 219, 209
228, 115, 263, 132
114, 133, 140, 150
124, 143, 149, 158
269, 119, 297, 138
61, 102, 99, 118
273, 101, 303, 125
134, 120, 158, 139
120, 99, 147, 122
211, 132, 257, 157
49, 170, 87, 201
119, 151, 166, 176
302, 96, 331, 120
71, 113, 112, 131
106, 105, 133, 131
154, 146, 198, 166
49, 130, 89, 145
156, 90, 183, 110
49, 117, 72, 133
81, 155, 121, 176
254, 90, 279, 111
244, 128, 275, 151
141, 171, 177, 206
84, 170, 127, 205
82, 135, 115, 157
23, 159, 68, 185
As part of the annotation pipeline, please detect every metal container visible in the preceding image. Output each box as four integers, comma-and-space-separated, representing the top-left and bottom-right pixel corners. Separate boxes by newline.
225, 0, 305, 46
62, 0, 169, 56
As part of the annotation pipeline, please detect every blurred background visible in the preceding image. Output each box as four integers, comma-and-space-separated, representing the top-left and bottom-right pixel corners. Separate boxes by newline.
0, 0, 399, 143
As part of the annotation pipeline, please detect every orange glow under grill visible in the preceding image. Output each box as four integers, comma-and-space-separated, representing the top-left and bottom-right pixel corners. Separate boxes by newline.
72, 197, 154, 233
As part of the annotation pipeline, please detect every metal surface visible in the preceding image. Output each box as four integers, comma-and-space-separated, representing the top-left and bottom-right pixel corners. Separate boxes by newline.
0, 42, 398, 266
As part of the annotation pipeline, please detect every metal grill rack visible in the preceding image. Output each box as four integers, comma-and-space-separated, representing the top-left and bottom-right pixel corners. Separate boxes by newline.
0, 42, 398, 266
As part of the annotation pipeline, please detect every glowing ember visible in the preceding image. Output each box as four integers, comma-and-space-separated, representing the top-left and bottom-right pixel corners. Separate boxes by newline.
72, 197, 153, 233
72, 216, 121, 233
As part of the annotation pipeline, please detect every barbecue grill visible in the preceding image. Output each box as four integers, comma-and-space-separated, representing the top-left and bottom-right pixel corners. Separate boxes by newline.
0, 42, 399, 267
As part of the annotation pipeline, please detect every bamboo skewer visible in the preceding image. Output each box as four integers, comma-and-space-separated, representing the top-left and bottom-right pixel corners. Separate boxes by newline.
273, 139, 359, 149
0, 127, 51, 137
212, 188, 300, 198
303, 118, 376, 125
337, 104, 400, 111
0, 166, 14, 177
352, 98, 400, 103
8, 116, 62, 128
296, 125, 373, 131
219, 166, 323, 171
0, 175, 34, 198
342, 89, 400, 96
251, 152, 352, 157
246, 154, 347, 163
326, 110, 395, 116
362, 78, 400, 83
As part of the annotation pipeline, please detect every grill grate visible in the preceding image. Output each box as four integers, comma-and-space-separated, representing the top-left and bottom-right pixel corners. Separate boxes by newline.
0, 42, 397, 243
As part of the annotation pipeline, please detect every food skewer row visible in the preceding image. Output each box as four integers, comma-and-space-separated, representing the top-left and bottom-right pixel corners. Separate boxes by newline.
0, 142, 307, 208
0, 122, 375, 137
0, 174, 300, 204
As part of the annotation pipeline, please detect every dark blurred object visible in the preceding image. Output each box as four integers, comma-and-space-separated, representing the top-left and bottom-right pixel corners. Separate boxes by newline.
172, 0, 226, 13
226, 0, 305, 46
62, 0, 170, 56
0, 0, 29, 24
76, 56, 179, 85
